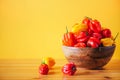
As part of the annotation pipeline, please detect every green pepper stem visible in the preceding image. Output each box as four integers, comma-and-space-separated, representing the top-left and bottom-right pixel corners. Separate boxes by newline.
113, 32, 119, 41
41, 60, 45, 64
66, 26, 68, 33
84, 16, 92, 20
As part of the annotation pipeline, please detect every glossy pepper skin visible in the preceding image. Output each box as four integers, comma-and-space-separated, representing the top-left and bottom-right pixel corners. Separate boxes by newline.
102, 29, 111, 38
82, 17, 91, 27
71, 23, 88, 33
82, 17, 101, 34
101, 38, 114, 47
62, 27, 76, 46
92, 33, 102, 40
74, 42, 86, 48
89, 19, 101, 33
41, 57, 55, 68
62, 62, 77, 75
82, 17, 93, 35
87, 37, 100, 48
74, 31, 89, 43
62, 32, 76, 46
39, 64, 49, 75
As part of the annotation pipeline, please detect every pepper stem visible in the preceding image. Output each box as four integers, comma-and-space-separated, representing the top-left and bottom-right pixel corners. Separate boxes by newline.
66, 26, 68, 33
113, 32, 119, 41
84, 16, 92, 20
41, 60, 45, 64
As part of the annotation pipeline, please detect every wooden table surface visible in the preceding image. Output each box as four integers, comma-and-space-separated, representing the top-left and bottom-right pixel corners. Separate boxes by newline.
0, 59, 120, 80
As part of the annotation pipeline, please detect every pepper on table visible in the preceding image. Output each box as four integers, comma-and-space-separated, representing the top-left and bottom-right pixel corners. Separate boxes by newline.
62, 62, 77, 76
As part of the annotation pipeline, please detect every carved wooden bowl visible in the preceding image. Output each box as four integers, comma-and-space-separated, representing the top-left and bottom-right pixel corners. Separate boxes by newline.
62, 45, 116, 69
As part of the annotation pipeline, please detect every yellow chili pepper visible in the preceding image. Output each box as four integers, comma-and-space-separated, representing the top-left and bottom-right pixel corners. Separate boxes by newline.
71, 23, 88, 33
41, 57, 55, 68
100, 38, 114, 47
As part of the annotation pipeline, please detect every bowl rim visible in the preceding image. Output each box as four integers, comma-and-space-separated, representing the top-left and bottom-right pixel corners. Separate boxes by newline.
62, 44, 116, 49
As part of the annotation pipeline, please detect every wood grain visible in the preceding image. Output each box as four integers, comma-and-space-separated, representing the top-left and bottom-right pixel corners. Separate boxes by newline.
0, 59, 120, 80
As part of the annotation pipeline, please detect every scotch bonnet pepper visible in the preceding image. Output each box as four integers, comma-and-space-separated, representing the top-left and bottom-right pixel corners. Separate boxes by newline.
62, 62, 77, 75
101, 38, 114, 47
74, 31, 89, 43
87, 37, 100, 48
89, 19, 101, 33
74, 42, 86, 48
41, 57, 55, 68
62, 27, 77, 46
71, 23, 88, 33
101, 33, 119, 47
102, 29, 111, 38
39, 64, 49, 75
62, 17, 118, 48
82, 17, 101, 34
92, 33, 102, 40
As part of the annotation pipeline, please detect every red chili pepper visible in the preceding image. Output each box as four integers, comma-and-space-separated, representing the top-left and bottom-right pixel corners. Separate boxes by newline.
82, 17, 93, 35
74, 31, 89, 43
62, 62, 77, 75
87, 37, 100, 48
74, 42, 86, 48
82, 16, 91, 27
82, 17, 101, 34
39, 64, 49, 75
89, 19, 101, 33
102, 29, 111, 38
62, 27, 76, 46
92, 33, 102, 40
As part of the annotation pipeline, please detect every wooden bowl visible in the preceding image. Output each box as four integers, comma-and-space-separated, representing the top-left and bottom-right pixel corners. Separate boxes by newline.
62, 45, 116, 69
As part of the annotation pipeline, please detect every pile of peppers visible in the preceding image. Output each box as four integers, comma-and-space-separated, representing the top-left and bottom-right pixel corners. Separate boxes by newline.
62, 17, 118, 48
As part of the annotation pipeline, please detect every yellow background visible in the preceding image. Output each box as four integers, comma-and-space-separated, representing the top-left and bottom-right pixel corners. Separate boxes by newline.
0, 0, 120, 59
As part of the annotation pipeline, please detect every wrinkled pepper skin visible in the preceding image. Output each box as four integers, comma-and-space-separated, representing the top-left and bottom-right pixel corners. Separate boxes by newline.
87, 37, 100, 48
62, 62, 77, 76
89, 19, 101, 33
62, 32, 76, 46
41, 57, 55, 68
39, 64, 49, 75
102, 29, 111, 38
101, 38, 114, 47
92, 33, 102, 40
62, 17, 117, 48
82, 17, 101, 34
74, 31, 89, 43
74, 42, 86, 48
71, 23, 88, 33
82, 17, 91, 27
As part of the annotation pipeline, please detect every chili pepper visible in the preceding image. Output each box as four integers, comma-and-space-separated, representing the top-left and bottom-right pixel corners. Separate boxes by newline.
82, 17, 101, 34
92, 33, 102, 40
100, 38, 114, 47
87, 37, 100, 48
62, 62, 77, 75
82, 17, 93, 35
74, 31, 89, 43
101, 32, 119, 46
82, 16, 91, 27
62, 27, 77, 46
89, 19, 101, 33
88, 28, 94, 35
102, 29, 111, 38
74, 42, 86, 48
39, 64, 49, 75
41, 57, 55, 68
71, 23, 88, 33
